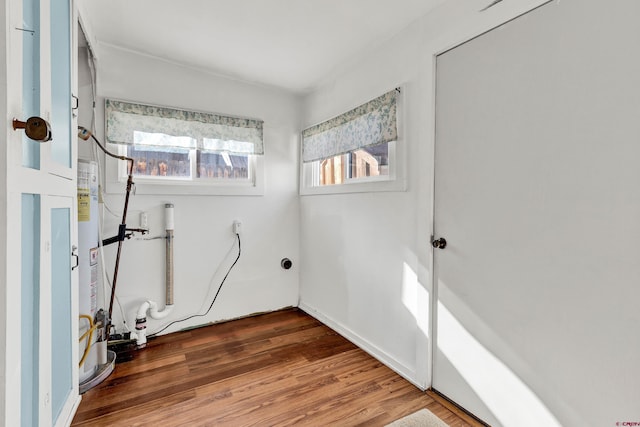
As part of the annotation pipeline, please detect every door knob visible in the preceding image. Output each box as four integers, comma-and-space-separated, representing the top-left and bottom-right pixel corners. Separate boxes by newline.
13, 116, 52, 142
432, 237, 447, 249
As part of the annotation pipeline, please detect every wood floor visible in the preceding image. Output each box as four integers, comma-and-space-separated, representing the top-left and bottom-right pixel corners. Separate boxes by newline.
72, 308, 479, 426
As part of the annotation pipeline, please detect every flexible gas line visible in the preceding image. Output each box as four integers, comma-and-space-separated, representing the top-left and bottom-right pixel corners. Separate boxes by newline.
79, 314, 99, 367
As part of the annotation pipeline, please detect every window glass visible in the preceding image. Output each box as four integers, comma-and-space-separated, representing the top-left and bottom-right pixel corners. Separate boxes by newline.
127, 146, 191, 178
319, 142, 390, 185
197, 152, 249, 179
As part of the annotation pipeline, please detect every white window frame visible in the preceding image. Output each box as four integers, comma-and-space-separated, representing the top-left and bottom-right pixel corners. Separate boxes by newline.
105, 149, 264, 196
300, 86, 406, 195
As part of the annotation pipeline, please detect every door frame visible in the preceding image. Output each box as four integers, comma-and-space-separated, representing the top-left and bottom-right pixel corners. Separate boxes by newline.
424, 0, 552, 392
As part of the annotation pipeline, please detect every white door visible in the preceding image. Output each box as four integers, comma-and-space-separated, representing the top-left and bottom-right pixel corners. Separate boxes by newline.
5, 0, 79, 425
432, 1, 640, 426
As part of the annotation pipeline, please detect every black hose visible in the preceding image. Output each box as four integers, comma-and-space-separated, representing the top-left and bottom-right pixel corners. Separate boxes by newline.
148, 233, 241, 338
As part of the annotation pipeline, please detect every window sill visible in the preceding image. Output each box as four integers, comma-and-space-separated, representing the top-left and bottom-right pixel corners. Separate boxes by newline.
106, 179, 264, 196
299, 177, 406, 196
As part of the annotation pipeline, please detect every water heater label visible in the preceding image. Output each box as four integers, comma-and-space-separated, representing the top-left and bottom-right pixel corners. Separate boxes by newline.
78, 190, 90, 222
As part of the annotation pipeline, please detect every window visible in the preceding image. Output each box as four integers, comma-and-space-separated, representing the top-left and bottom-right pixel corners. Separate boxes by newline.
105, 100, 264, 195
300, 88, 404, 195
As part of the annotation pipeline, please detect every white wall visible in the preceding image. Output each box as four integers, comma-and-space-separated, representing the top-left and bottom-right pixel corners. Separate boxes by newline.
299, 10, 435, 388
80, 44, 301, 336
298, 0, 551, 395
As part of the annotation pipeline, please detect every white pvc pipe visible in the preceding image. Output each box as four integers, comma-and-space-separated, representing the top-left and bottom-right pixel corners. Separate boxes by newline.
165, 203, 174, 231
137, 300, 174, 320
135, 203, 176, 348
135, 301, 174, 347
165, 204, 174, 306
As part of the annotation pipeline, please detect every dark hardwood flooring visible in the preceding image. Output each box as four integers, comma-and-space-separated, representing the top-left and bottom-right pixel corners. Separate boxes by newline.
72, 308, 479, 426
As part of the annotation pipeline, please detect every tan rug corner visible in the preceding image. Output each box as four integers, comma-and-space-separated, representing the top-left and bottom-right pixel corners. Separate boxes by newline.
386, 408, 449, 427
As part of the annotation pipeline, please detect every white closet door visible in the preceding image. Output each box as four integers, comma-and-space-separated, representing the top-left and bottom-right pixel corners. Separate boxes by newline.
433, 1, 640, 426
43, 195, 79, 427
9, 0, 80, 425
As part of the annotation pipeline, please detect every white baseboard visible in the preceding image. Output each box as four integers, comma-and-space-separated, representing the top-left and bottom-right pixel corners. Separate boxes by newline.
298, 301, 426, 390
58, 393, 82, 427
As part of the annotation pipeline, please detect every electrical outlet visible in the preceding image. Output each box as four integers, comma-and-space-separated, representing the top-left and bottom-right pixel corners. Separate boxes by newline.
233, 220, 241, 235
140, 212, 148, 229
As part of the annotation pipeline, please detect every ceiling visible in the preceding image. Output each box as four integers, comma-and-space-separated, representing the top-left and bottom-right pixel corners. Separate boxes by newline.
80, 0, 445, 94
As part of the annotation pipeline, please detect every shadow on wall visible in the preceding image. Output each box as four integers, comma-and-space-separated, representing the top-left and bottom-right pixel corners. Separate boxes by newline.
436, 281, 561, 427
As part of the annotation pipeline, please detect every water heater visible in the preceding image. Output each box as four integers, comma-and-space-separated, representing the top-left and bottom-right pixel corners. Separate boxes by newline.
77, 160, 99, 383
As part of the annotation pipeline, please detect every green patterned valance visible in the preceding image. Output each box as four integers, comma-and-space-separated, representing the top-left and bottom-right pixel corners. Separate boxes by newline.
106, 99, 264, 155
302, 89, 399, 163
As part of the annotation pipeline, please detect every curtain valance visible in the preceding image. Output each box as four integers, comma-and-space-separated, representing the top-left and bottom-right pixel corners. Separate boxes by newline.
301, 89, 398, 163
106, 99, 264, 155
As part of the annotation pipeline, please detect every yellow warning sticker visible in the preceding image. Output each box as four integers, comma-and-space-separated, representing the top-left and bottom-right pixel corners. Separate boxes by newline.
78, 192, 90, 222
